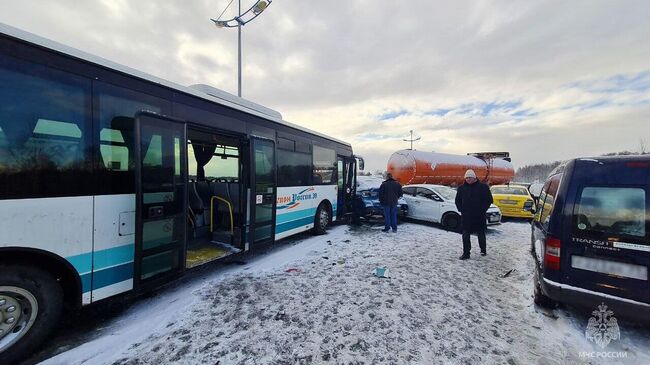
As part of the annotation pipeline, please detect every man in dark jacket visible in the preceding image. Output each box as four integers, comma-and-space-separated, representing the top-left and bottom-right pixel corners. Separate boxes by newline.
379, 173, 403, 232
454, 169, 493, 259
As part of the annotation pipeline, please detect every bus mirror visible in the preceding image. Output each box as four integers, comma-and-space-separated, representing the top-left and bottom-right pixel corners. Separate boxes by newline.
356, 156, 365, 171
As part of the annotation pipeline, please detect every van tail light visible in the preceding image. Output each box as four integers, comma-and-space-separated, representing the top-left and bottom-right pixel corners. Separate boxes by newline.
544, 236, 561, 270
626, 162, 650, 168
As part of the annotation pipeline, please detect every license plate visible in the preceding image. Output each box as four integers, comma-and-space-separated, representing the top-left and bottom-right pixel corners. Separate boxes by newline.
500, 200, 517, 205
571, 256, 648, 280
489, 216, 499, 222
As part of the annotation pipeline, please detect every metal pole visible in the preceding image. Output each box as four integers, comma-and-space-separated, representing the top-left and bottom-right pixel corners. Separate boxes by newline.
237, 0, 242, 97
410, 130, 413, 150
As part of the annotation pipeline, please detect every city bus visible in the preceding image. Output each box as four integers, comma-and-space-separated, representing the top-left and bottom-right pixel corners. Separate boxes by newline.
0, 23, 361, 362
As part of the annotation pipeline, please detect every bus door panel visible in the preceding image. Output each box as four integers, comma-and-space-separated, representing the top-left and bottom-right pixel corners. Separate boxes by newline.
134, 112, 187, 289
250, 137, 276, 245
336, 156, 354, 218
337, 157, 346, 218
347, 158, 357, 203
336, 157, 356, 219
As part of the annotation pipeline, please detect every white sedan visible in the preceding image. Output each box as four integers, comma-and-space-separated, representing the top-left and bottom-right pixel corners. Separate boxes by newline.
402, 184, 502, 231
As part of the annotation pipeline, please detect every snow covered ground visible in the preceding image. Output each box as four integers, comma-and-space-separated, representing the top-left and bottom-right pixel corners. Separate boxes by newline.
38, 221, 650, 365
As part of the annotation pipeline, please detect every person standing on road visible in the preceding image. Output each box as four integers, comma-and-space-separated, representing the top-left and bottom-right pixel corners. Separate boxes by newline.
379, 173, 403, 233
455, 169, 493, 259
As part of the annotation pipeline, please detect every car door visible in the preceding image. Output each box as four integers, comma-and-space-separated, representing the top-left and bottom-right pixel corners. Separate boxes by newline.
401, 187, 419, 219
416, 187, 443, 222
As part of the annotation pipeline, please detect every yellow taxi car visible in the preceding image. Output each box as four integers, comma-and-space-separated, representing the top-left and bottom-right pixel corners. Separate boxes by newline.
490, 184, 536, 219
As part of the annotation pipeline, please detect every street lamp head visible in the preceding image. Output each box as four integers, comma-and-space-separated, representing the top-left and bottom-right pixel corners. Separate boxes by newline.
252, 1, 269, 15
211, 19, 229, 28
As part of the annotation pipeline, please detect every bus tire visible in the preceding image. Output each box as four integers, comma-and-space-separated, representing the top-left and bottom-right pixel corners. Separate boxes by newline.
442, 213, 461, 232
0, 265, 63, 364
313, 203, 330, 235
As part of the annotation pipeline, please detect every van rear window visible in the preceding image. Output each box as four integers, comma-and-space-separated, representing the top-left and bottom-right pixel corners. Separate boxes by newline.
575, 187, 646, 238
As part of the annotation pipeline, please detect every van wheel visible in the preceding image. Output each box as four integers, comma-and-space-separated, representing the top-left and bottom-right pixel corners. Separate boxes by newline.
313, 203, 330, 235
533, 268, 557, 309
442, 213, 461, 232
0, 265, 63, 364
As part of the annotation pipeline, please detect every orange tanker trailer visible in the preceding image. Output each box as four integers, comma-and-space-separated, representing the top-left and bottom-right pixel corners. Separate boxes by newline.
387, 150, 515, 186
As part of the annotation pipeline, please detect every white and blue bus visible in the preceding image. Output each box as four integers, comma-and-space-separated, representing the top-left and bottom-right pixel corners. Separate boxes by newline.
0, 23, 362, 362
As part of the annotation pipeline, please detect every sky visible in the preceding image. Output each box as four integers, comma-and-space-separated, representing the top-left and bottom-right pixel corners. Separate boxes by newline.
2, 0, 649, 172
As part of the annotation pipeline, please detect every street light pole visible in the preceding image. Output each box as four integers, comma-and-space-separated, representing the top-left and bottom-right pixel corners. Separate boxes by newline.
211, 0, 272, 98
403, 130, 421, 150
237, 0, 242, 97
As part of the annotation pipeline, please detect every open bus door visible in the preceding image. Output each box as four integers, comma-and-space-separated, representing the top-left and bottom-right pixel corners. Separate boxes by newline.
337, 156, 358, 220
249, 137, 276, 245
134, 112, 187, 289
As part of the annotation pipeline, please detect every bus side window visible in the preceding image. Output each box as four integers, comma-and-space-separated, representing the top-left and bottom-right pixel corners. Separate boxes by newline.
0, 54, 92, 199
277, 149, 311, 187
313, 145, 336, 185
94, 82, 171, 195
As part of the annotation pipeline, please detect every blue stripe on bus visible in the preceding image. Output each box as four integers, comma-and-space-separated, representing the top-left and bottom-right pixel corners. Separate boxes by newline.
94, 244, 134, 270
276, 208, 316, 224
66, 243, 134, 273
80, 273, 92, 293
66, 243, 135, 293
66, 252, 93, 275
276, 216, 314, 233
77, 263, 135, 293
92, 262, 134, 291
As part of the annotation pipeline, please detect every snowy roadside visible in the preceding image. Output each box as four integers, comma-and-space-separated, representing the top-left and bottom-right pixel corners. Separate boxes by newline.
40, 222, 650, 365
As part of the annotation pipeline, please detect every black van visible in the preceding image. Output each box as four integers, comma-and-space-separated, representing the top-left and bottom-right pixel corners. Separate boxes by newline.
532, 156, 650, 318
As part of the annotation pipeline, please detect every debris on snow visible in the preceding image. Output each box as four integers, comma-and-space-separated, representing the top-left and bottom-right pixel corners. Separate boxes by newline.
274, 310, 286, 321
373, 267, 390, 278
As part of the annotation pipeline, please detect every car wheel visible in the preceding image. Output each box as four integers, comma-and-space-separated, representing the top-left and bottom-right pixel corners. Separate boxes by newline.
313, 203, 330, 235
533, 267, 556, 309
442, 213, 461, 231
0, 265, 63, 364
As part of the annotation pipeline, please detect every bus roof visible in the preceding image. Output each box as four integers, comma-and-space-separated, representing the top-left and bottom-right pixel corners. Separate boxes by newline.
0, 22, 351, 147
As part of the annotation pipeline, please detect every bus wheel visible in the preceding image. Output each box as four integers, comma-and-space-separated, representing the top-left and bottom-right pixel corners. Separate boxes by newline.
442, 213, 461, 232
0, 266, 63, 364
313, 203, 330, 235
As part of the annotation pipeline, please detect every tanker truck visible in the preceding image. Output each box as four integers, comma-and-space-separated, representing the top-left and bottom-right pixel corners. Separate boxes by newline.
387, 150, 515, 186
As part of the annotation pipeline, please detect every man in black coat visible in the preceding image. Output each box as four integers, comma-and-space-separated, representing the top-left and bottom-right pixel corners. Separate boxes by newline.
379, 173, 403, 232
455, 169, 493, 259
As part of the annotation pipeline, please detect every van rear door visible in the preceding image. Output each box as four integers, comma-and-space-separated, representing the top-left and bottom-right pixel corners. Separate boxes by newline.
563, 160, 649, 304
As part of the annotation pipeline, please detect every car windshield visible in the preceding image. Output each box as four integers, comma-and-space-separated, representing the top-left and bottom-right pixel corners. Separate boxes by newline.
434, 186, 457, 200
491, 186, 529, 195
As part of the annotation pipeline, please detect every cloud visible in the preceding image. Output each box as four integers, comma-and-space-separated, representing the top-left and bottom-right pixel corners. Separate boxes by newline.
1, 0, 649, 173
377, 109, 409, 121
